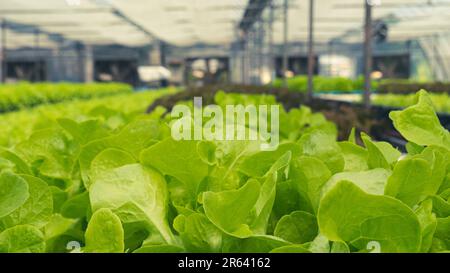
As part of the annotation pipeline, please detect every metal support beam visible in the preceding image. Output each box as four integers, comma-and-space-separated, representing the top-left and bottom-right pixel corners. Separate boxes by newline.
0, 20, 6, 83
112, 9, 157, 42
34, 29, 40, 82
76, 42, 84, 82
406, 40, 413, 80
239, 0, 271, 32
241, 33, 247, 84
307, 0, 315, 102
328, 41, 334, 76
149, 40, 163, 65
257, 21, 264, 85
282, 0, 289, 87
236, 24, 246, 84
84, 44, 94, 83
268, 1, 275, 84
246, 31, 252, 84
363, 0, 373, 109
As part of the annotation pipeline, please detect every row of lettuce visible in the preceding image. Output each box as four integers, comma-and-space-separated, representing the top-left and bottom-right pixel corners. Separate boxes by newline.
373, 93, 450, 114
273, 75, 450, 94
272, 76, 368, 93
0, 82, 132, 113
1, 81, 448, 116
0, 88, 177, 147
271, 76, 450, 114
318, 92, 450, 114
0, 87, 448, 252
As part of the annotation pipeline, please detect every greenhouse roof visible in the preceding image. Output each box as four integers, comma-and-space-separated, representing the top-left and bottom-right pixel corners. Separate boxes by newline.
0, 0, 449, 49
277, 0, 450, 44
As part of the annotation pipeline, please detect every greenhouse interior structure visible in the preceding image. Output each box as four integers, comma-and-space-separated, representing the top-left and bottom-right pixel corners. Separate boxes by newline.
0, 0, 449, 256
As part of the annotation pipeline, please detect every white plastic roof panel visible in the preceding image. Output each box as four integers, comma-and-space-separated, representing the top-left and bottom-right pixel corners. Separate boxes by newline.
111, 0, 248, 46
0, 0, 449, 48
0, 0, 152, 48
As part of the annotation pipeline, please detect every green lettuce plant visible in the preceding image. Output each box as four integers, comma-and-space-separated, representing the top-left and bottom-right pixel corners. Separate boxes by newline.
0, 82, 132, 113
0, 90, 448, 253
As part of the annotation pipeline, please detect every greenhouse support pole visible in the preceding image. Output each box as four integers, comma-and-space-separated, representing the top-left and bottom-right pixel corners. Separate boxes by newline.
407, 40, 413, 79
34, 29, 41, 82
84, 44, 94, 83
257, 21, 264, 85
363, 0, 373, 109
55, 37, 65, 81
241, 32, 247, 84
268, 1, 275, 84
307, 0, 315, 102
247, 30, 254, 85
76, 43, 84, 82
328, 41, 333, 76
0, 20, 6, 83
149, 40, 162, 66
282, 0, 289, 87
